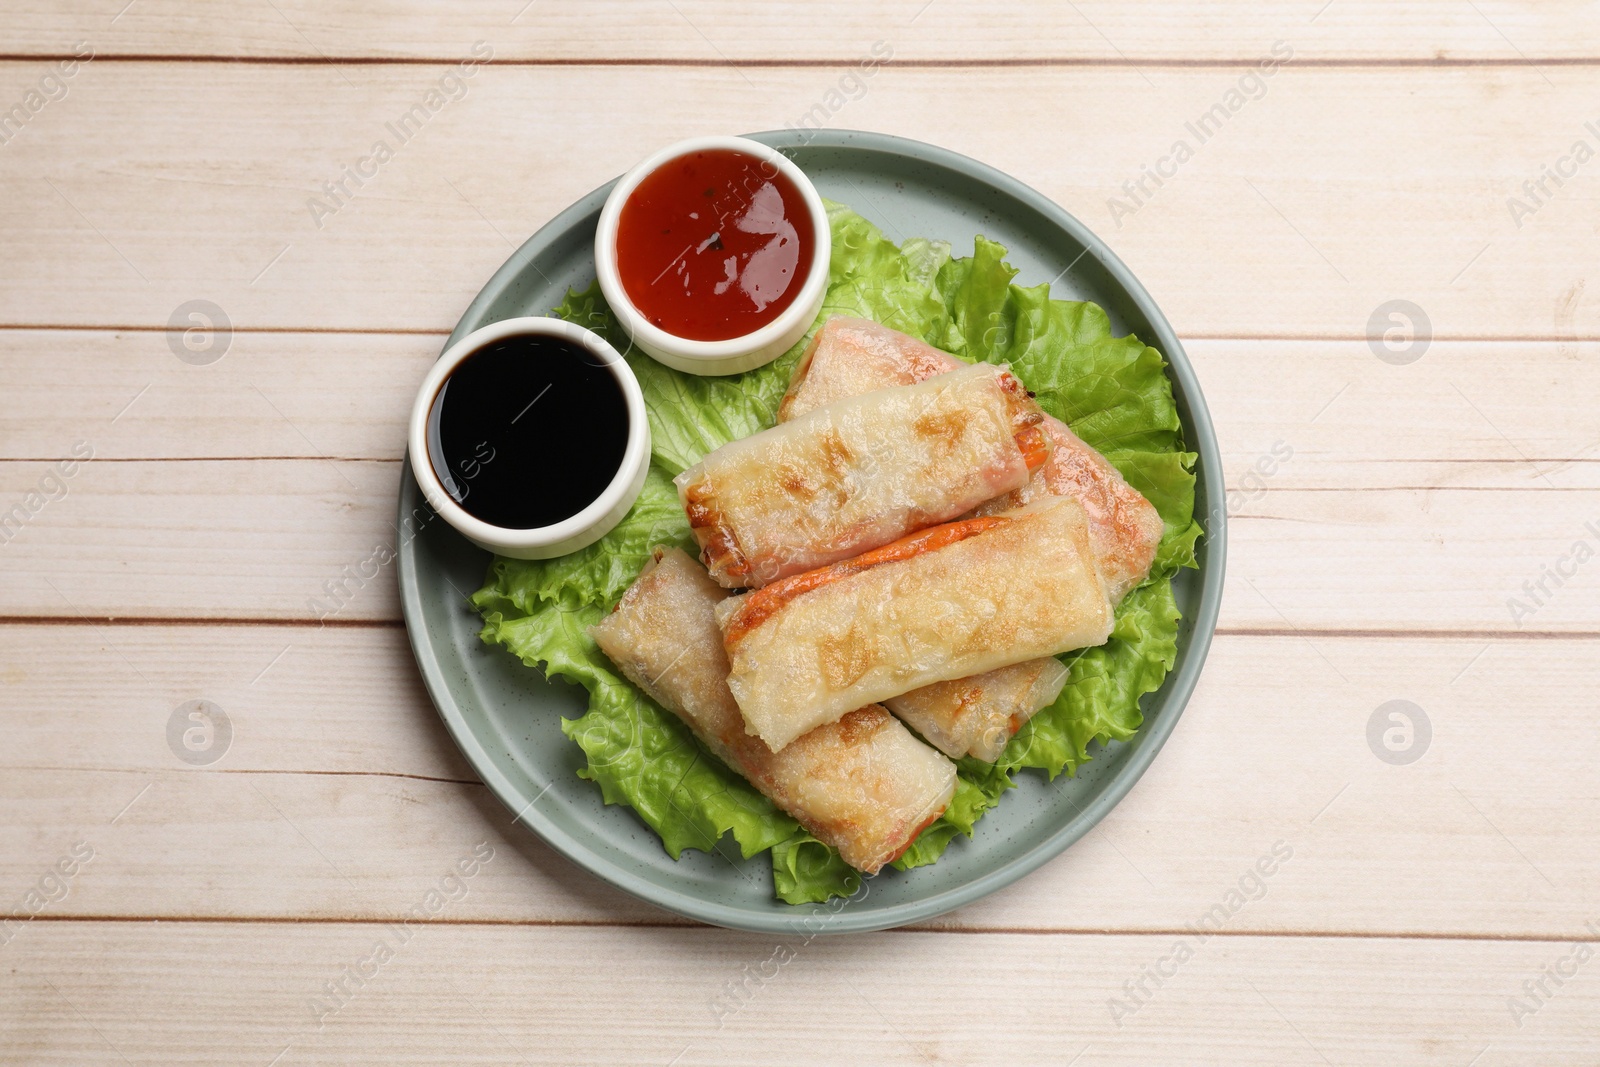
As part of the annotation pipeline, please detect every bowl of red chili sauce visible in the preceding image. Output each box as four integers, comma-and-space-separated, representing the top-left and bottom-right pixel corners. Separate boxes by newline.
595, 135, 831, 376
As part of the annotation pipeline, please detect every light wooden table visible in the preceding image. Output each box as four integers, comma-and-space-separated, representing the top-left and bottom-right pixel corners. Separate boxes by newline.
2, 3, 1597, 1063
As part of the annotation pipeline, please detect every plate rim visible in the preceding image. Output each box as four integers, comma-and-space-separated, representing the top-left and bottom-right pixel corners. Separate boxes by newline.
398, 128, 1228, 934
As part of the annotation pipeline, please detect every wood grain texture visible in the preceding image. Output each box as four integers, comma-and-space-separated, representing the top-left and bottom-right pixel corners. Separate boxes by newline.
3, 922, 1596, 1066
2, 625, 1594, 939
4, 1, 1600, 62
0, 64, 1597, 337
0, 329, 438, 461
1, 3, 1595, 1056
3, 456, 1598, 630
1, 330, 1595, 628
4, 332, 1599, 481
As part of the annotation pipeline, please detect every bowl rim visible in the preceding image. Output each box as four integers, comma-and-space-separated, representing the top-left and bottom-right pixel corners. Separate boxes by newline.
400, 128, 1227, 934
405, 315, 651, 554
593, 134, 833, 366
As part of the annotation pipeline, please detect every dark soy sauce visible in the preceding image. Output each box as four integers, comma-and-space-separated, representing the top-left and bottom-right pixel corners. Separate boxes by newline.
426, 334, 629, 529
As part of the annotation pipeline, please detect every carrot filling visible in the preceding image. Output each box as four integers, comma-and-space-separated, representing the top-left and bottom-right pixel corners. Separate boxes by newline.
885, 806, 951, 864
1015, 424, 1050, 472
721, 513, 1012, 647
995, 368, 1049, 472
681, 479, 718, 528
698, 525, 748, 580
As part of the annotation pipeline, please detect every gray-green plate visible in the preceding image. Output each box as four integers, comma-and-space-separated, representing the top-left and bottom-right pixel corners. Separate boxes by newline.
397, 130, 1225, 934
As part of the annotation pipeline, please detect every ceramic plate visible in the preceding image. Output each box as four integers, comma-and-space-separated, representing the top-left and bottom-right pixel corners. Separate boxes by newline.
397, 130, 1226, 934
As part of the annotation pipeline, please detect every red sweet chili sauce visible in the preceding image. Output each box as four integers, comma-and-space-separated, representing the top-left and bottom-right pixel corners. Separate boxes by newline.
615, 149, 815, 342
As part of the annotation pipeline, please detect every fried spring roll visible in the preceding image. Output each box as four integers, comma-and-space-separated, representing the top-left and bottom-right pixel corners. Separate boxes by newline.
780, 316, 1164, 602
676, 361, 1049, 589
715, 497, 1113, 752
885, 657, 1070, 762
773, 317, 1147, 758
590, 546, 956, 875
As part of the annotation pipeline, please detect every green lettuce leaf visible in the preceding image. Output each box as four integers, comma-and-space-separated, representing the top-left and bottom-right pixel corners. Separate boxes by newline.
936, 236, 1203, 577
560, 665, 797, 861
996, 580, 1183, 780
472, 490, 799, 862
545, 276, 794, 478
890, 757, 1015, 870
472, 204, 1199, 903
771, 833, 860, 904
474, 464, 691, 616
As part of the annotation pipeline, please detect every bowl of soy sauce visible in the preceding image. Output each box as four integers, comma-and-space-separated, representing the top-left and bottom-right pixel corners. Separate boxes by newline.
407, 317, 650, 559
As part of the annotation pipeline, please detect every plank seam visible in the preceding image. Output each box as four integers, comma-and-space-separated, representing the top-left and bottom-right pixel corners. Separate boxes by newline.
0, 456, 400, 464
7, 457, 1600, 479
13, 765, 483, 786
1, 617, 1594, 639
3, 325, 1598, 343
15, 914, 1599, 943
3, 55, 1600, 68
0, 615, 406, 628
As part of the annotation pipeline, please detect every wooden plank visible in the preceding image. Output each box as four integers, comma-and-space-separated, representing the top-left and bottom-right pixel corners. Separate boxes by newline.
4, 332, 1599, 491
0, 631, 677, 927
0, 458, 403, 622
0, 64, 1596, 338
3, 921, 1595, 1065
0, 329, 439, 461
5, 1, 1600, 62
1192, 341, 1600, 494
2, 625, 1595, 938
2, 455, 1597, 629
2, 7, 1588, 1051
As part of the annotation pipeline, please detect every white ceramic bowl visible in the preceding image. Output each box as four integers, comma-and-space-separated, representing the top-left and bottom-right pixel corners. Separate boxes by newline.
407, 316, 650, 559
594, 135, 831, 376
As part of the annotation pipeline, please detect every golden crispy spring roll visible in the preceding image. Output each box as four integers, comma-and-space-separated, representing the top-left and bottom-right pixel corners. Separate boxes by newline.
590, 546, 955, 875
715, 497, 1113, 752
780, 316, 1164, 602
774, 317, 1142, 759
676, 361, 1049, 589
886, 657, 1069, 762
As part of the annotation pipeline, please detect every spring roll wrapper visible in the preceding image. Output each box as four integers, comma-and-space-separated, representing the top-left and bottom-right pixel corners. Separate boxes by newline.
589, 547, 956, 875
885, 657, 1070, 762
781, 316, 1164, 603
676, 361, 1044, 589
716, 496, 1114, 752
776, 317, 1133, 759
